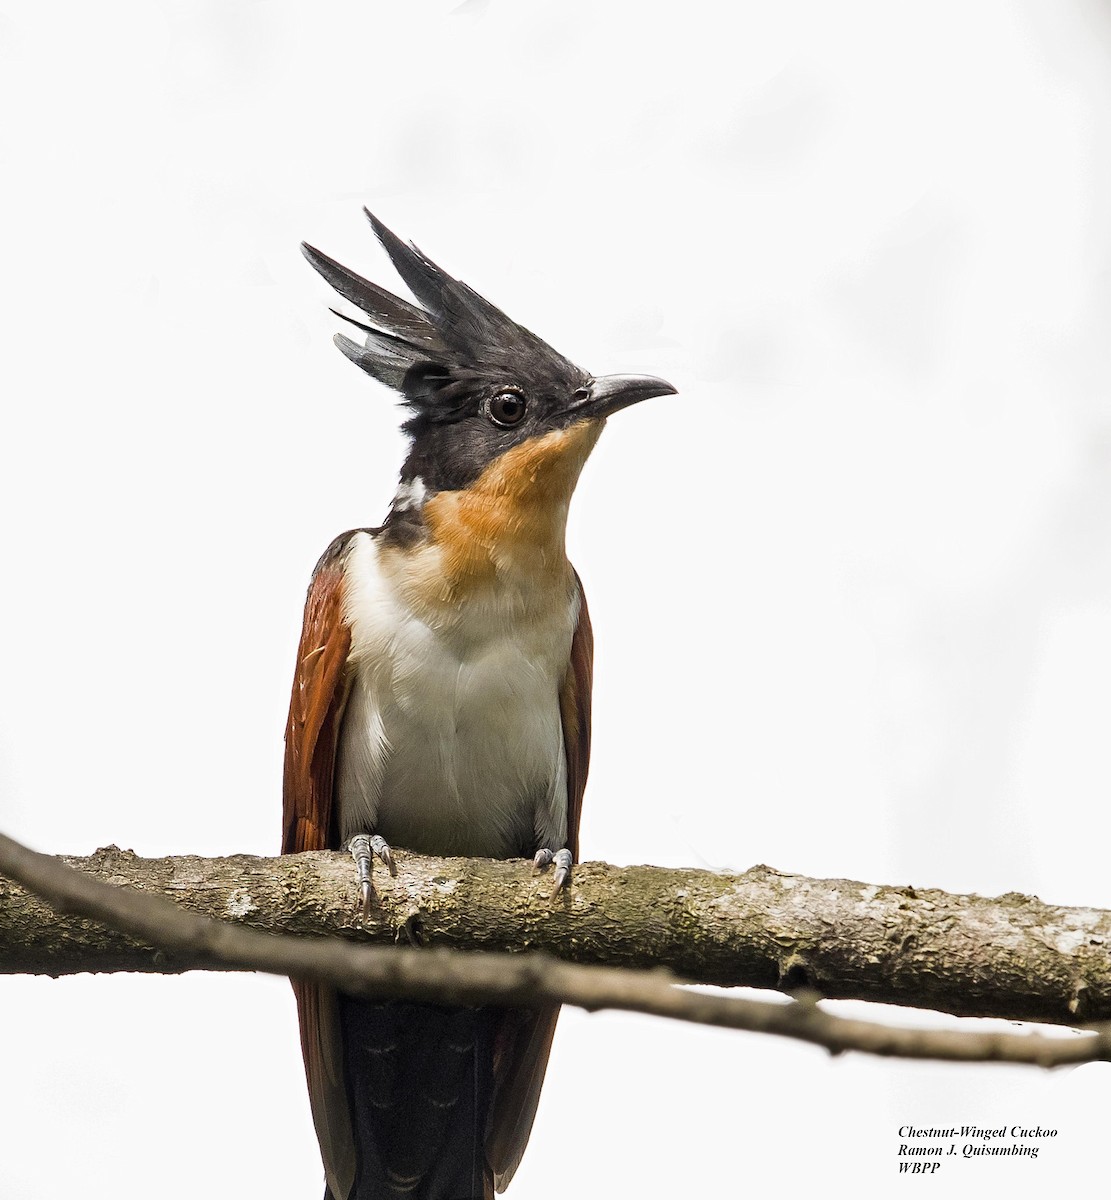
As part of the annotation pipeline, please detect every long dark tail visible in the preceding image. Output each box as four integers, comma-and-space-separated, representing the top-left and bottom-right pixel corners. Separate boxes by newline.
329, 997, 497, 1200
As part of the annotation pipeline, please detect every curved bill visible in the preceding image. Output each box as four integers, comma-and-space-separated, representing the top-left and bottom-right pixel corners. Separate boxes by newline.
563, 373, 678, 421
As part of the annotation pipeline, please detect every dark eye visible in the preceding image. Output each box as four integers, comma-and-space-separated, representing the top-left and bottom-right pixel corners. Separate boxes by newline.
486, 390, 527, 428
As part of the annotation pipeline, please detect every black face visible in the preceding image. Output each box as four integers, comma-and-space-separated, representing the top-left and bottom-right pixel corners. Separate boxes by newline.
396, 359, 592, 494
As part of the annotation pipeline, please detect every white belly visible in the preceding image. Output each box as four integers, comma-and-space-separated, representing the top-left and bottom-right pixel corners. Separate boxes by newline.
334, 532, 575, 858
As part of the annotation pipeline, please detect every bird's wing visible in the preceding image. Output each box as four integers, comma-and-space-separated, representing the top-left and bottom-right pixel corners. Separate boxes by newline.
283, 534, 358, 1200
487, 575, 594, 1192
560, 572, 594, 863
283, 534, 355, 856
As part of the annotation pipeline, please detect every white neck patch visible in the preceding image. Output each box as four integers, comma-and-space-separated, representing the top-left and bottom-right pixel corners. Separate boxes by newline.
391, 476, 428, 512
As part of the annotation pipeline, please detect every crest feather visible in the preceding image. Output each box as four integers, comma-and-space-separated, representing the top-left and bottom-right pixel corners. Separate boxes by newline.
302, 211, 583, 416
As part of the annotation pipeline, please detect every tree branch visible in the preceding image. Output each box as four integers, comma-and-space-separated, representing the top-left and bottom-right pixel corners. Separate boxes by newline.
2, 830, 1109, 1068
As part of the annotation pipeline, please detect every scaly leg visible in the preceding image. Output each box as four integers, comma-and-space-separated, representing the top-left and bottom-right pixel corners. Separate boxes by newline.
347, 833, 395, 917
532, 847, 573, 898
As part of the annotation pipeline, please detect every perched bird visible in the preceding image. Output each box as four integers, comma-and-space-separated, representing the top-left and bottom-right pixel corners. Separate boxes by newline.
283, 210, 676, 1200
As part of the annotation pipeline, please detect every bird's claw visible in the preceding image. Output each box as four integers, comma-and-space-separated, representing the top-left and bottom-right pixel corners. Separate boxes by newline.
533, 847, 573, 898
348, 833, 395, 918
369, 834, 395, 875
549, 848, 572, 896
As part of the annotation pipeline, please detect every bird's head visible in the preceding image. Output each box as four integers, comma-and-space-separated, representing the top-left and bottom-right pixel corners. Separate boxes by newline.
303, 211, 675, 538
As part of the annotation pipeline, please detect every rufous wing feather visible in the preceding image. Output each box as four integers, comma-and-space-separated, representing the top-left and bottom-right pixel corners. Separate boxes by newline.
486, 575, 594, 1192
283, 537, 354, 857
283, 536, 358, 1200
559, 573, 593, 863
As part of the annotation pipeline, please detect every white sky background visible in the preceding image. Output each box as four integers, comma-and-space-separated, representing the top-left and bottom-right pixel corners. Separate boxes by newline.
2, 1, 1111, 1196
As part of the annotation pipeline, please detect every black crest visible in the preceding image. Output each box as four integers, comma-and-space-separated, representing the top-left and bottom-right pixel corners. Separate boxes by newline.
302, 210, 588, 434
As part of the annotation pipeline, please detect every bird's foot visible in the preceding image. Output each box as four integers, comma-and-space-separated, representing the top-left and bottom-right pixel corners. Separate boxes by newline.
532, 847, 573, 898
347, 833, 395, 917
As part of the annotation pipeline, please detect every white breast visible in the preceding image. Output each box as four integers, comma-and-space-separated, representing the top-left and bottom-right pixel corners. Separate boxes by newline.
335, 532, 577, 859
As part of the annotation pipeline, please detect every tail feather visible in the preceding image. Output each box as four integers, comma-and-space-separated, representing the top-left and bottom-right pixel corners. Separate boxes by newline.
338, 996, 496, 1200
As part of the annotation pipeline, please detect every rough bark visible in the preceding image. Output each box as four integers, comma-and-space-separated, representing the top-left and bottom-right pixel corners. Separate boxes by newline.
2, 843, 1108, 1028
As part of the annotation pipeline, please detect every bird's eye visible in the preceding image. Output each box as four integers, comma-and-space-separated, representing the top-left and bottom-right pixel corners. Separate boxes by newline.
486, 391, 527, 428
